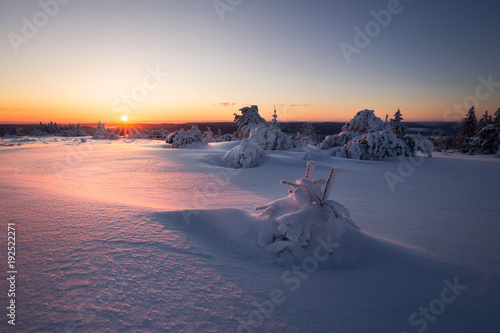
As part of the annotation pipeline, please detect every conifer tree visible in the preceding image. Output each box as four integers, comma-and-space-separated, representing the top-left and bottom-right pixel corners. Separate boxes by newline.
457, 106, 478, 151
390, 108, 405, 138
477, 110, 492, 132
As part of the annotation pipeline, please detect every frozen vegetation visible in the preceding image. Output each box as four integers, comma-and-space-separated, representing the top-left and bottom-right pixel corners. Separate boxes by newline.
165, 125, 205, 148
256, 162, 360, 266
320, 109, 433, 160
223, 139, 269, 168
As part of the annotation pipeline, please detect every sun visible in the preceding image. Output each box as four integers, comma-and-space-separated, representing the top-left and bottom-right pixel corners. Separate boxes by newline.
121, 115, 128, 122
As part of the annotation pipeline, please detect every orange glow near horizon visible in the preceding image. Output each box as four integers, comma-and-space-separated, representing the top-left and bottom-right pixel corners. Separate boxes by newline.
0, 103, 453, 125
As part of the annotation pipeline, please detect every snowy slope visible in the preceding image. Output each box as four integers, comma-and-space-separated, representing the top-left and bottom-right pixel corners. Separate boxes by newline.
1, 137, 499, 332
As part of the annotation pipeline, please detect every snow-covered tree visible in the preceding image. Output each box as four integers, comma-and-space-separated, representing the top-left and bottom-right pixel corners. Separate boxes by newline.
342, 109, 386, 133
218, 133, 238, 142
203, 127, 214, 143
0, 126, 6, 137
248, 124, 297, 150
255, 161, 360, 266
223, 139, 269, 168
9, 125, 17, 136
469, 124, 500, 155
390, 109, 405, 138
457, 106, 478, 151
92, 121, 110, 139
494, 107, 500, 125
295, 122, 320, 145
233, 105, 266, 138
477, 110, 493, 133
271, 105, 279, 129
404, 134, 434, 157
166, 126, 205, 148
319, 131, 360, 150
345, 130, 407, 160
319, 109, 429, 160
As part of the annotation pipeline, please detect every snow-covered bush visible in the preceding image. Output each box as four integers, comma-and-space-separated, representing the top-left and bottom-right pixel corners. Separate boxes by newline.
166, 126, 205, 148
464, 124, 500, 155
319, 132, 360, 150
342, 109, 387, 133
217, 133, 238, 142
92, 121, 119, 140
345, 130, 406, 160
223, 139, 269, 168
233, 105, 267, 138
329, 146, 347, 158
404, 134, 434, 157
256, 161, 360, 266
248, 124, 297, 150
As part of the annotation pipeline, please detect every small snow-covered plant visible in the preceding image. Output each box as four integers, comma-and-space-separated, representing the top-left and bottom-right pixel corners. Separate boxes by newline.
223, 139, 269, 168
166, 126, 205, 148
256, 161, 360, 266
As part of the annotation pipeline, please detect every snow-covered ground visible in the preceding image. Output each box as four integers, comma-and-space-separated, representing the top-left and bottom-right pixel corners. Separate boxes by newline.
1, 137, 499, 332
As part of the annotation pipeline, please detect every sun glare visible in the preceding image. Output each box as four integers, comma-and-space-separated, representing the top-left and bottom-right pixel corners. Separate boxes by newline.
121, 115, 128, 122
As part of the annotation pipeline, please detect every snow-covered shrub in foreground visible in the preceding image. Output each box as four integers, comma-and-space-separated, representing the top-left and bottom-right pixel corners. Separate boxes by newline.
404, 134, 434, 157
256, 161, 360, 266
166, 126, 205, 148
248, 124, 297, 150
223, 139, 269, 168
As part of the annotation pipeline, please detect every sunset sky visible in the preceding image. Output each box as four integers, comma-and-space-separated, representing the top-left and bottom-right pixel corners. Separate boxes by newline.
1, 0, 499, 124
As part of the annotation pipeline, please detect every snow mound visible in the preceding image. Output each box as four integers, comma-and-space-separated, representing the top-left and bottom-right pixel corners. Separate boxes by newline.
223, 139, 269, 168
166, 126, 206, 148
256, 161, 361, 266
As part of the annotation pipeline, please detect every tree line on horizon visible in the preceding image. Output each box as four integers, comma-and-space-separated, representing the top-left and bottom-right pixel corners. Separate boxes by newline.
1, 106, 499, 156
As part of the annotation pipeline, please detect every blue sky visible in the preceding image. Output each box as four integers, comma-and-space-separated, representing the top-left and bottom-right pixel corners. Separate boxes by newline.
1, 0, 499, 123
